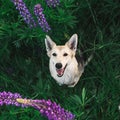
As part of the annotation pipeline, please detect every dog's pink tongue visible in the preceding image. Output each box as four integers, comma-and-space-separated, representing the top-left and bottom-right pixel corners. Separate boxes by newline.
57, 69, 64, 76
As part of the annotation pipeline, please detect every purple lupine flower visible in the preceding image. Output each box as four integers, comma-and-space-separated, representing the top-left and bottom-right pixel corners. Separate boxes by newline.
0, 91, 75, 120
17, 98, 75, 120
34, 4, 51, 32
11, 0, 36, 28
45, 0, 60, 7
0, 91, 23, 107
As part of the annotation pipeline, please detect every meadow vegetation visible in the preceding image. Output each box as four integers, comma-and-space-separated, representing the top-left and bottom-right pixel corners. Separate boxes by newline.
0, 0, 120, 119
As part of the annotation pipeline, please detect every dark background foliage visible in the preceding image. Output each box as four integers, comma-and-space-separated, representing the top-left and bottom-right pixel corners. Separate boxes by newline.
0, 0, 120, 119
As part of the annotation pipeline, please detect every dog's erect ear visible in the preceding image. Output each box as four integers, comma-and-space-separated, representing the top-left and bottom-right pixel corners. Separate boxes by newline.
66, 34, 78, 51
45, 35, 56, 52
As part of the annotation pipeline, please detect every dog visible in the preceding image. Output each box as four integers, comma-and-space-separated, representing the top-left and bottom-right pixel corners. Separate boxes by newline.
45, 34, 92, 87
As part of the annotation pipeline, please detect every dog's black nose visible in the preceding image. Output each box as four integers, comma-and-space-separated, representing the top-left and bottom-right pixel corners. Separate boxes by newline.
55, 63, 62, 69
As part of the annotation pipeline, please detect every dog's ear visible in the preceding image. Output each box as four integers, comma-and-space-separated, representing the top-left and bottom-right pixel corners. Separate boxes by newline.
45, 35, 56, 52
66, 34, 78, 51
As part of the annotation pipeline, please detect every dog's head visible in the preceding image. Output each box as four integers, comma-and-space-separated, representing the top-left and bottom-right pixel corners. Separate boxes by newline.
45, 34, 78, 77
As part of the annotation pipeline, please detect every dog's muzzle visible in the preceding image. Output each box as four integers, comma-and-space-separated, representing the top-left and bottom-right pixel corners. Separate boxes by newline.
55, 63, 67, 77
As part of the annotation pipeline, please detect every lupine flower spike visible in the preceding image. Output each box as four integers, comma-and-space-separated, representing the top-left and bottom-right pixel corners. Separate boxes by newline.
17, 98, 75, 120
0, 91, 24, 107
45, 0, 60, 7
34, 4, 51, 32
0, 91, 75, 120
11, 0, 36, 28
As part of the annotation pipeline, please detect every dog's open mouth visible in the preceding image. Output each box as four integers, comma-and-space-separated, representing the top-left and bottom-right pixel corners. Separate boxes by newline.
56, 64, 67, 77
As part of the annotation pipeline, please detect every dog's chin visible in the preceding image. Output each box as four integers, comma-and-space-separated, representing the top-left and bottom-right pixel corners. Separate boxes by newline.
56, 64, 67, 77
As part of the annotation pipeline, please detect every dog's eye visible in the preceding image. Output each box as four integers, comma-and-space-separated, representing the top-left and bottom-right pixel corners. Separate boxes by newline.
63, 53, 68, 56
52, 53, 57, 56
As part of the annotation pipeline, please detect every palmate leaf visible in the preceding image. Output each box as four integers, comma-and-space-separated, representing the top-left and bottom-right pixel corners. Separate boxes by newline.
67, 88, 91, 108
55, 8, 77, 28
47, 0, 78, 30
61, 0, 75, 8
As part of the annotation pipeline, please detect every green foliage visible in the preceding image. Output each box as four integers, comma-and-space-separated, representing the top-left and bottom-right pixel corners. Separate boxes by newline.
0, 0, 120, 119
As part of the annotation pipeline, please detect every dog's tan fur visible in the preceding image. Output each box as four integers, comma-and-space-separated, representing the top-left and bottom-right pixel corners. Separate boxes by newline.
45, 34, 91, 87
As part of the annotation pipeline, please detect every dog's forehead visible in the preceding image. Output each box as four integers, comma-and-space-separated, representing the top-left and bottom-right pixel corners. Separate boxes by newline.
53, 45, 70, 52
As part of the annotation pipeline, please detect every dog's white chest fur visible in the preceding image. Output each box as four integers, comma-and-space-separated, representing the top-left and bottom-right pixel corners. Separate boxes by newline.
49, 57, 81, 87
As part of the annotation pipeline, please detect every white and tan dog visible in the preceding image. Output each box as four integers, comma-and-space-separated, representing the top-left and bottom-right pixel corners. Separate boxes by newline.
45, 34, 92, 87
